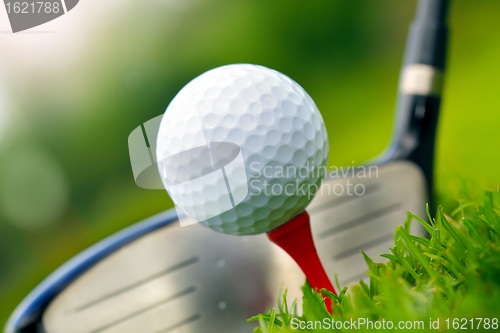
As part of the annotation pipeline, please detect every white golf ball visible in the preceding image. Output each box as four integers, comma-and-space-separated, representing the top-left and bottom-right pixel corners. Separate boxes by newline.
157, 64, 328, 235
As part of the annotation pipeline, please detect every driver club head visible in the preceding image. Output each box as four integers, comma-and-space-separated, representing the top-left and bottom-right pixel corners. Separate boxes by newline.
6, 163, 428, 333
5, 0, 449, 332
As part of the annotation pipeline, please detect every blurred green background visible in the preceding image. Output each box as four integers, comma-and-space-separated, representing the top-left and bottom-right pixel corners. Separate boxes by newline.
0, 0, 499, 326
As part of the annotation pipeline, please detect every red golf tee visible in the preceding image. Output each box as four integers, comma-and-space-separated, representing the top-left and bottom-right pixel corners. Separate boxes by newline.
267, 211, 336, 314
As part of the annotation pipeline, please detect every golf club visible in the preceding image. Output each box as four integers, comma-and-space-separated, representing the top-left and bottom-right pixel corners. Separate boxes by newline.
5, 0, 449, 332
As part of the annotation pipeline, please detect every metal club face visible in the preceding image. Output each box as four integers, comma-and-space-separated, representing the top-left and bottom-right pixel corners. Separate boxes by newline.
311, 161, 427, 286
41, 222, 293, 333
37, 161, 427, 333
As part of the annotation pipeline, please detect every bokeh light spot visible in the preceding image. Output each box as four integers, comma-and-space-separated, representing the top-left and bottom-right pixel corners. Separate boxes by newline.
0, 149, 69, 230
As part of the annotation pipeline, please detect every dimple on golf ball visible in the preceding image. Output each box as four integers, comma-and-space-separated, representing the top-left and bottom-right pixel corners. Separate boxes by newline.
157, 64, 328, 235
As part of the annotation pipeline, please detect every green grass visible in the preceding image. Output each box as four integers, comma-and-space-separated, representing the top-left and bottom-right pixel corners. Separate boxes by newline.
249, 191, 500, 332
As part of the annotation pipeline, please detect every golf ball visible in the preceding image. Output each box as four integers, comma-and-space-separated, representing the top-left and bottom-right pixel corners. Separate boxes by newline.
157, 64, 328, 235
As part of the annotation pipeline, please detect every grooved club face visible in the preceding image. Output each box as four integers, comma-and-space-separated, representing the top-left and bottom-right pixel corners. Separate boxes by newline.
41, 161, 426, 333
